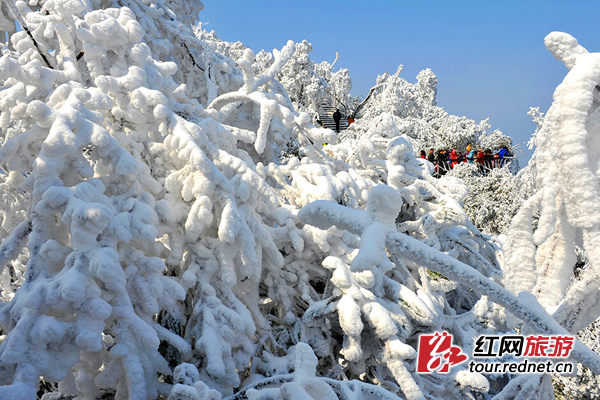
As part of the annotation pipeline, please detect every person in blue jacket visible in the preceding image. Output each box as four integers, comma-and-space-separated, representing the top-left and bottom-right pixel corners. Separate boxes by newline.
498, 147, 509, 167
466, 148, 476, 163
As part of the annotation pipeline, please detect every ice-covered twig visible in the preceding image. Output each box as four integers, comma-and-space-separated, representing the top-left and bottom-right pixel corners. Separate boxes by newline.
298, 199, 367, 234
207, 41, 302, 153
351, 80, 387, 118
254, 40, 295, 89
0, 219, 30, 270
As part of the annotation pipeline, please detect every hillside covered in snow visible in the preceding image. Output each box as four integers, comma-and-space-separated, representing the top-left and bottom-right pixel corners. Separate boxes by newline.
0, 0, 600, 399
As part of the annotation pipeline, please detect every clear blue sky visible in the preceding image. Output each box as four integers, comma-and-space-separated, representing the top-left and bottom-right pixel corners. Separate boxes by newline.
200, 1, 600, 163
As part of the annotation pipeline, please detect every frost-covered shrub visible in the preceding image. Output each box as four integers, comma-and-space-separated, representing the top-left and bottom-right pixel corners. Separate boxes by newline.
274, 49, 524, 237
211, 37, 356, 121
448, 163, 531, 235
0, 0, 599, 398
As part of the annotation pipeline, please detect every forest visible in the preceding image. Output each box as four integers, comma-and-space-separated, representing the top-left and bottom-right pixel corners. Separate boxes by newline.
0, 0, 599, 399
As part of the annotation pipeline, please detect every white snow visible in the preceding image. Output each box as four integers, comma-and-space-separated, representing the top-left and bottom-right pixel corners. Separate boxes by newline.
0, 0, 599, 397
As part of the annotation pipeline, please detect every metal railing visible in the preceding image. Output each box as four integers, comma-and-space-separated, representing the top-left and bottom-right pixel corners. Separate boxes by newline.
426, 156, 518, 176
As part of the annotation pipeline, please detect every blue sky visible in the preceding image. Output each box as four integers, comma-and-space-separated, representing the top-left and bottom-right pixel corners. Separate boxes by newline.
200, 1, 600, 163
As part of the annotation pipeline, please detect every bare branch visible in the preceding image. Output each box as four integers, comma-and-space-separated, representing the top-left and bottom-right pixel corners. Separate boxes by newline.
2, 0, 53, 69
182, 41, 205, 72
351, 79, 387, 118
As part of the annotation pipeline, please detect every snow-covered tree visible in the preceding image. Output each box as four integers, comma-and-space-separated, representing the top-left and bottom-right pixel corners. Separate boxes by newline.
269, 42, 354, 118
340, 66, 515, 158
447, 163, 530, 235
0, 0, 599, 398
233, 39, 355, 120
503, 32, 600, 398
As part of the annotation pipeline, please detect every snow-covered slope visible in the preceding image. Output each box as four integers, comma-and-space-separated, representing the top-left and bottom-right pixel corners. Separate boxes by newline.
0, 0, 599, 398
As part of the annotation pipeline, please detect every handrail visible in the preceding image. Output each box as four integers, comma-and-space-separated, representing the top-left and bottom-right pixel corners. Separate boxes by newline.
425, 156, 517, 176
426, 156, 517, 163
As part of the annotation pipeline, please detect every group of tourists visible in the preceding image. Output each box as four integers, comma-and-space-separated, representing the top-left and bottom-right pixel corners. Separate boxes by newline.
420, 144, 511, 178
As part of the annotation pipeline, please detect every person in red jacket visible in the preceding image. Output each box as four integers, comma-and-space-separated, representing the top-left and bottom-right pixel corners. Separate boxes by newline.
476, 149, 485, 174
450, 149, 459, 169
476, 149, 484, 163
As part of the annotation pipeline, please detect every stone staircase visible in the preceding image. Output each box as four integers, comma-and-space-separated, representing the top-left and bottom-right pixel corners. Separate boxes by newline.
319, 105, 349, 132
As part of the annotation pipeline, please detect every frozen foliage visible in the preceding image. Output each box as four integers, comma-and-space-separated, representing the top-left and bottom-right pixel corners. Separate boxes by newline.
338, 66, 515, 157
263, 41, 356, 118
200, 36, 356, 121
504, 32, 600, 398
554, 320, 600, 400
338, 65, 522, 236
229, 343, 402, 400
0, 0, 599, 398
243, 33, 516, 168
0, 1, 493, 397
448, 163, 532, 235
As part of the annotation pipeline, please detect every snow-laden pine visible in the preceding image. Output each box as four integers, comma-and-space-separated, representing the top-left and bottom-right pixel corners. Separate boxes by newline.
0, 0, 599, 398
503, 32, 600, 398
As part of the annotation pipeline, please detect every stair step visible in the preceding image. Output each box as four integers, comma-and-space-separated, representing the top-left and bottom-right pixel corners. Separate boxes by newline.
318, 104, 350, 131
